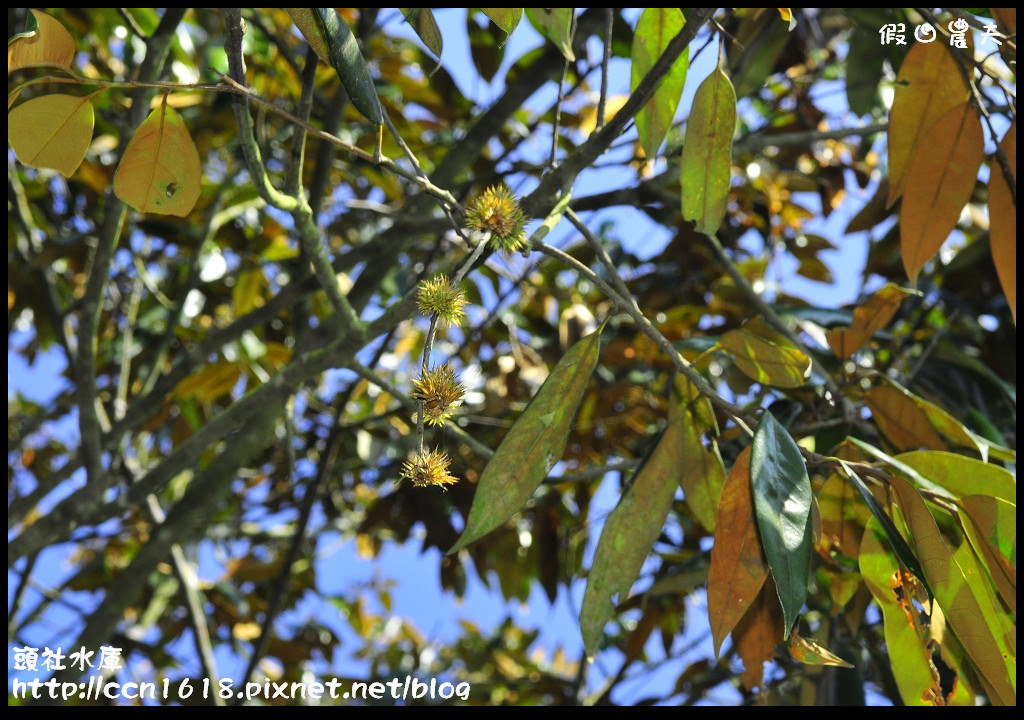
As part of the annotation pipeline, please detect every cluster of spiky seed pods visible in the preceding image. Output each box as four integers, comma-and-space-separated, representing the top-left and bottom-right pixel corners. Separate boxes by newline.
400, 185, 527, 490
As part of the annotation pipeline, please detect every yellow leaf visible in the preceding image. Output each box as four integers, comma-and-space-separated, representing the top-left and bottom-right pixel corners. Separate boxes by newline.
988, 122, 1015, 322
865, 385, 947, 452
113, 99, 201, 216
8, 93, 94, 177
827, 282, 913, 358
719, 324, 810, 388
900, 103, 984, 285
172, 361, 242, 404
232, 621, 261, 641
788, 631, 854, 667
577, 94, 628, 137
860, 519, 944, 705
8, 10, 76, 75
232, 267, 267, 317
887, 41, 969, 206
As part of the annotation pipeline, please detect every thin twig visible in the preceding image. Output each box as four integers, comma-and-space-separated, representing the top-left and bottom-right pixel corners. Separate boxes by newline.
597, 8, 613, 130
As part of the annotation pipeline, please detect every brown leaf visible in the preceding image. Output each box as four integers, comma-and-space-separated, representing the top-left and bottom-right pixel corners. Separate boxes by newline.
865, 385, 947, 451
899, 103, 984, 284
827, 282, 912, 358
707, 447, 769, 657
733, 576, 785, 690
887, 42, 969, 205
988, 121, 1016, 322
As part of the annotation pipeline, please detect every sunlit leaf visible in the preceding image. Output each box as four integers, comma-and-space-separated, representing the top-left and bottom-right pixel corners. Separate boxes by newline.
113, 100, 201, 216
481, 8, 523, 36
751, 411, 812, 635
776, 8, 797, 31
826, 282, 913, 358
959, 494, 1016, 613
171, 361, 243, 404
8, 10, 76, 75
580, 389, 687, 655
788, 631, 854, 667
8, 93, 94, 178
680, 66, 736, 235
860, 519, 944, 706
899, 103, 984, 285
732, 576, 785, 690
707, 447, 768, 658
865, 385, 947, 451
887, 41, 969, 205
449, 326, 602, 553
286, 9, 382, 124
676, 375, 725, 532
896, 450, 1015, 504
631, 8, 689, 159
525, 8, 575, 61
951, 539, 1016, 696
988, 121, 1016, 322
719, 324, 810, 388
890, 476, 1015, 705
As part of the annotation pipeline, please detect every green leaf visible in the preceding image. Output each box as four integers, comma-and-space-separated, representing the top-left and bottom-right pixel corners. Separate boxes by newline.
676, 375, 726, 531
718, 325, 811, 388
449, 326, 602, 553
896, 450, 1016, 504
845, 26, 882, 116
401, 8, 442, 72
859, 519, 942, 706
630, 8, 689, 159
680, 66, 736, 235
580, 397, 686, 655
890, 476, 1016, 705
286, 9, 382, 124
838, 460, 929, 597
481, 8, 523, 36
751, 411, 812, 635
525, 8, 575, 61
959, 495, 1016, 613
8, 94, 94, 178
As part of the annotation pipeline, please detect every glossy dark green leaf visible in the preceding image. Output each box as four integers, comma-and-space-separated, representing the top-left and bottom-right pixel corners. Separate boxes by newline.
287, 9, 382, 124
838, 459, 930, 598
580, 398, 685, 655
449, 326, 603, 553
751, 411, 811, 635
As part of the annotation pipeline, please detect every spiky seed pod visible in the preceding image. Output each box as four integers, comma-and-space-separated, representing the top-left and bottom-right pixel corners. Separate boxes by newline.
464, 183, 528, 253
400, 448, 458, 490
416, 275, 467, 326
412, 364, 465, 426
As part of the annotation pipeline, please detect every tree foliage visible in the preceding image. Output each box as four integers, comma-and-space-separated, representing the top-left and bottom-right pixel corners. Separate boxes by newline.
8, 7, 1017, 706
